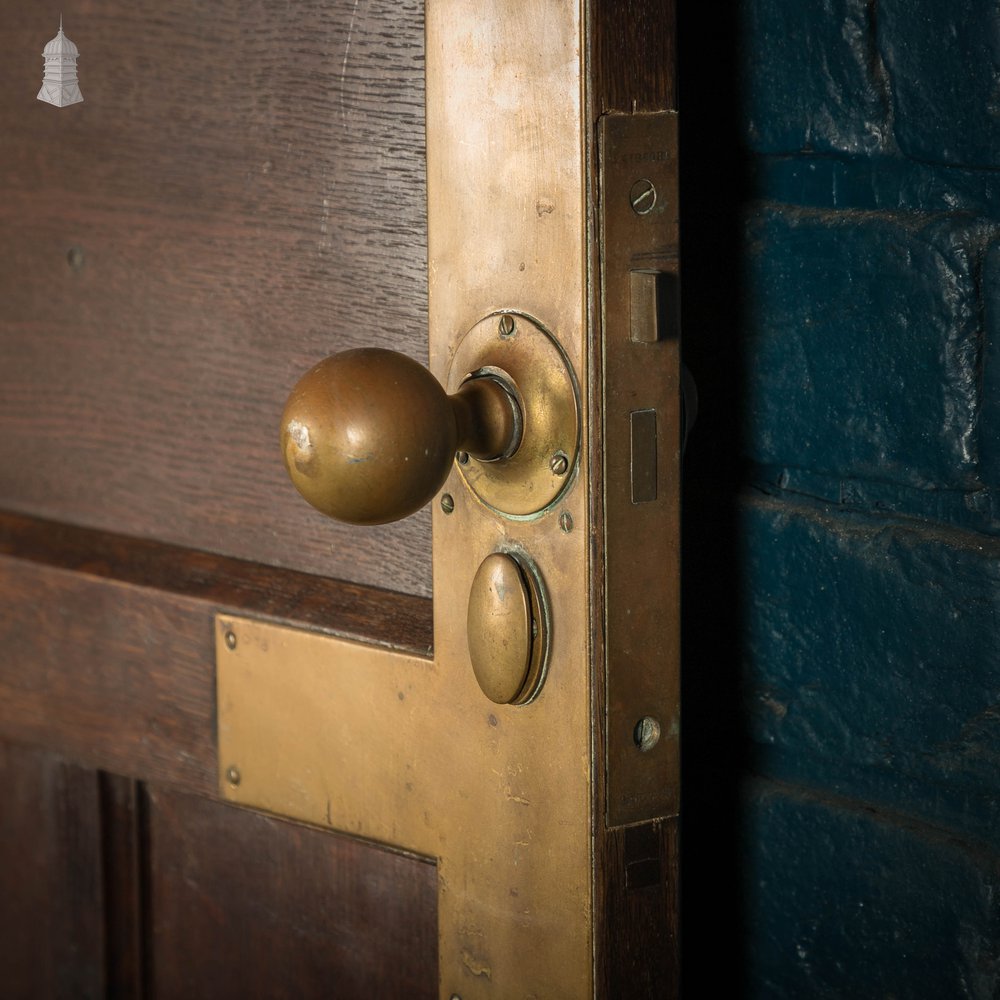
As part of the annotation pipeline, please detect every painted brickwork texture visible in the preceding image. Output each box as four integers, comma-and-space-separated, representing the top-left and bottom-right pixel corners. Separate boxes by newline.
738, 1, 1000, 996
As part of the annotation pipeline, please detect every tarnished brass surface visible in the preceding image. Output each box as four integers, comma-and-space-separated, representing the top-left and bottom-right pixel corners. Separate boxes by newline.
467, 551, 549, 705
448, 312, 580, 518
217, 579, 589, 996
281, 348, 520, 525
451, 372, 521, 462
601, 112, 681, 826
427, 1, 590, 990
629, 269, 675, 344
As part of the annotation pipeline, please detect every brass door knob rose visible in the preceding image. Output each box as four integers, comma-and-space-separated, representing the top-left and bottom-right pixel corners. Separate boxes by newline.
281, 348, 520, 525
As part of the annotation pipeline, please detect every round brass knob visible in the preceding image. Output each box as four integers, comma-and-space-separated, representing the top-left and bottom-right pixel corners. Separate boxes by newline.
281, 348, 520, 525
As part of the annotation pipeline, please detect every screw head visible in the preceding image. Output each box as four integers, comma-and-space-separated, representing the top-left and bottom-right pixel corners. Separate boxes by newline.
441, 493, 455, 514
550, 451, 569, 476
559, 511, 573, 533
224, 630, 237, 650
498, 314, 516, 338
633, 716, 661, 752
456, 451, 470, 466
629, 178, 657, 215
225, 765, 242, 786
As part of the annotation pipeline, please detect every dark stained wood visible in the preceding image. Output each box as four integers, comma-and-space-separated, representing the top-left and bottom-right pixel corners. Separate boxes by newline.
0, 747, 438, 999
591, 0, 678, 116
0, 514, 432, 795
144, 787, 438, 1000
0, 556, 217, 794
599, 818, 679, 997
0, 742, 105, 999
0, 511, 434, 652
0, 0, 432, 598
98, 774, 146, 999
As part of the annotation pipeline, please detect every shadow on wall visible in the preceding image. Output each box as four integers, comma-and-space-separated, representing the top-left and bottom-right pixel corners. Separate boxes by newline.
678, 0, 752, 991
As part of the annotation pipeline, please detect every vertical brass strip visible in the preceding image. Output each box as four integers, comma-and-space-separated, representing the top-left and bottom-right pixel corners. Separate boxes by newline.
426, 2, 592, 996
601, 112, 681, 827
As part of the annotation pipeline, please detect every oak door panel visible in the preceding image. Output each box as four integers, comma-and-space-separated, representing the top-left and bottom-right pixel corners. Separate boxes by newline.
145, 787, 438, 999
0, 743, 439, 999
0, 742, 104, 999
0, 1, 431, 596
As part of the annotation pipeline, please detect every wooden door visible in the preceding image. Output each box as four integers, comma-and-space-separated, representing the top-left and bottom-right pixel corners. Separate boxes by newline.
0, 2, 679, 997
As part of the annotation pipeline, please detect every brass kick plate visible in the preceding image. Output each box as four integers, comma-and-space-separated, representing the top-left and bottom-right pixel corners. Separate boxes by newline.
601, 112, 681, 827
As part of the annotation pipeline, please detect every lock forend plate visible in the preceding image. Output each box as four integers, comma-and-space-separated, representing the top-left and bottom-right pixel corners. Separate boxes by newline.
601, 111, 682, 828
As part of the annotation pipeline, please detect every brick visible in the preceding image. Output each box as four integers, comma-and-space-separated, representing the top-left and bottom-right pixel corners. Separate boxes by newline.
744, 206, 986, 490
743, 494, 1000, 843
740, 0, 891, 155
745, 778, 1000, 1000
879, 0, 1000, 167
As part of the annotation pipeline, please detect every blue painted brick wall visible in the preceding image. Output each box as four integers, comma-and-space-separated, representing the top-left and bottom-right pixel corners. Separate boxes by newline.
732, 0, 1000, 994
879, 0, 1000, 167
744, 207, 986, 492
745, 779, 1000, 999
741, 0, 891, 155
743, 496, 1000, 846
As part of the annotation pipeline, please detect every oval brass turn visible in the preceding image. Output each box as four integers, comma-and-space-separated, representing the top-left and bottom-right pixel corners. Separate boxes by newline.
467, 552, 548, 705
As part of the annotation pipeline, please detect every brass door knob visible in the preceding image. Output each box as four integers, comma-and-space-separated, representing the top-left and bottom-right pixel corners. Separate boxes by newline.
281, 348, 521, 525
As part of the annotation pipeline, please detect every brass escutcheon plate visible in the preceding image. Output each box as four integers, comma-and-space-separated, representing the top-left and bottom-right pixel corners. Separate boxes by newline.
447, 311, 580, 518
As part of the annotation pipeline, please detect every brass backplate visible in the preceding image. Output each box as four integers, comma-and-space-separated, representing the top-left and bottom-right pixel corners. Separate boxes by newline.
426, 0, 593, 987
448, 311, 580, 518
601, 112, 682, 827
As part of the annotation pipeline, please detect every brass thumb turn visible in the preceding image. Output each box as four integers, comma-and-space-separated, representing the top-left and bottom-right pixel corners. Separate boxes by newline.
281, 348, 521, 525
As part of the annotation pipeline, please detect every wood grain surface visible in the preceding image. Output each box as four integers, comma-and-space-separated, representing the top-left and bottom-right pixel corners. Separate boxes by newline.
146, 787, 437, 999
588, 3, 680, 995
0, 510, 434, 652
0, 1, 432, 596
592, 0, 678, 116
0, 743, 104, 998
599, 818, 680, 996
98, 773, 146, 1000
0, 744, 438, 999
0, 512, 432, 795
